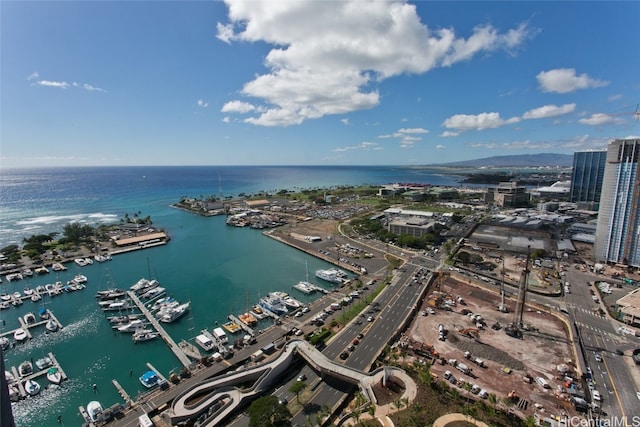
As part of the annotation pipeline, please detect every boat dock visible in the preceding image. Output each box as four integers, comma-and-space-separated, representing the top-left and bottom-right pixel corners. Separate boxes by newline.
9, 352, 68, 400
146, 362, 167, 383
126, 291, 192, 368
228, 314, 255, 336
0, 310, 64, 341
112, 379, 133, 406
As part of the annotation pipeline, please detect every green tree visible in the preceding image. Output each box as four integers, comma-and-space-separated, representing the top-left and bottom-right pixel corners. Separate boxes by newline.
289, 381, 307, 402
246, 395, 291, 427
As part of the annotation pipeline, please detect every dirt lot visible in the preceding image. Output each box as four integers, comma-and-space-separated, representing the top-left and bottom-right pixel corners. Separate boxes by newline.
405, 276, 577, 419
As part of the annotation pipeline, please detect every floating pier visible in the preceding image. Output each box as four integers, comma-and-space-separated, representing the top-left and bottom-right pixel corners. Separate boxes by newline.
126, 291, 192, 368
228, 314, 255, 336
112, 379, 132, 406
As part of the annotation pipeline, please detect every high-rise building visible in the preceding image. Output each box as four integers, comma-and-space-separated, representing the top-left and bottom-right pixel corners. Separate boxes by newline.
594, 139, 640, 268
569, 150, 606, 210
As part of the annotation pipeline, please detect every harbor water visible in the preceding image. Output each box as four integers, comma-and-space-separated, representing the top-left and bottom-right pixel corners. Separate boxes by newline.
0, 165, 463, 426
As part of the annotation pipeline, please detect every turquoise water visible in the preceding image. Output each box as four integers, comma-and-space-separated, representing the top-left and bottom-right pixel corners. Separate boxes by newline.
3, 215, 340, 426
0, 166, 464, 426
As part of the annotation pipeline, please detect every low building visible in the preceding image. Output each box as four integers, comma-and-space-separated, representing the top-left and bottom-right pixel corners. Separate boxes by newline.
388, 217, 435, 238
615, 288, 640, 327
485, 182, 530, 208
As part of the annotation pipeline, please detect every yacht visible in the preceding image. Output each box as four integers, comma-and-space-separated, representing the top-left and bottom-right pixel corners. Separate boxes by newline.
293, 281, 316, 294
282, 294, 302, 309
157, 302, 190, 323
151, 296, 177, 311
141, 286, 165, 299
35, 356, 53, 370
74, 258, 88, 267
46, 319, 59, 332
18, 360, 33, 377
238, 312, 258, 327
132, 329, 159, 343
23, 312, 37, 324
46, 367, 63, 384
14, 328, 28, 342
87, 400, 104, 422
0, 337, 9, 351
315, 268, 346, 284
259, 293, 288, 316
117, 319, 145, 333
96, 289, 126, 300
73, 274, 88, 284
51, 262, 67, 272
139, 370, 161, 388
31, 293, 42, 302
25, 379, 41, 396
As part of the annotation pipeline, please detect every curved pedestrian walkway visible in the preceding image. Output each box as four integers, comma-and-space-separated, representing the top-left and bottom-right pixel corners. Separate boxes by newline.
432, 413, 490, 427
170, 339, 417, 427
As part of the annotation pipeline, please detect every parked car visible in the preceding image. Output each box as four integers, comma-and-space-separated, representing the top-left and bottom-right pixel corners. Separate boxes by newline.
297, 374, 307, 382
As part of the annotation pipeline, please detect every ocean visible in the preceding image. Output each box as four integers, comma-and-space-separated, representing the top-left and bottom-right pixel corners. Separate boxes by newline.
0, 165, 463, 426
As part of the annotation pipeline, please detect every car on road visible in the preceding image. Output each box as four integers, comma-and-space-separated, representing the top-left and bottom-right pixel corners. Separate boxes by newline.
594, 353, 602, 362
278, 397, 288, 405
592, 390, 601, 401
357, 333, 364, 339
348, 344, 355, 351
297, 374, 306, 382
339, 351, 349, 360
302, 306, 310, 313
352, 339, 359, 345
367, 316, 374, 322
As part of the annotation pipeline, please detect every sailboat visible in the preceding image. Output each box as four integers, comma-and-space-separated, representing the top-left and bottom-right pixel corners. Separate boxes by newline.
293, 260, 317, 294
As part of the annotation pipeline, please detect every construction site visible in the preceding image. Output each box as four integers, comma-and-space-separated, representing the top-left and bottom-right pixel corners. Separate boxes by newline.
402, 264, 579, 421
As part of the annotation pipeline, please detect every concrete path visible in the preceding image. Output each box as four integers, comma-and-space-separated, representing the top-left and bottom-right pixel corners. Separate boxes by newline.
432, 413, 490, 427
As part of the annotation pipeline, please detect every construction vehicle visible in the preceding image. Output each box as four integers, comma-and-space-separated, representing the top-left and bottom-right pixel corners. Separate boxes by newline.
458, 328, 480, 339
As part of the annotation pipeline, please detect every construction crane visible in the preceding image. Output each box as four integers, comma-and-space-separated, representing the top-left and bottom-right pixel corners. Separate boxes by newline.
505, 246, 531, 338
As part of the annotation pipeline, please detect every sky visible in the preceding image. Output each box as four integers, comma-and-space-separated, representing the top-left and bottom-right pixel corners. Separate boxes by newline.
1, 0, 639, 168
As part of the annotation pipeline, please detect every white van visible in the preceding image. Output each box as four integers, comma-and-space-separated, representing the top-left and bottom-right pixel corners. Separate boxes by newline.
138, 413, 154, 427
592, 390, 601, 401
535, 377, 550, 389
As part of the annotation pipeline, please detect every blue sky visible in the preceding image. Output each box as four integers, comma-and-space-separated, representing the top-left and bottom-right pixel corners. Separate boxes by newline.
1, 0, 639, 168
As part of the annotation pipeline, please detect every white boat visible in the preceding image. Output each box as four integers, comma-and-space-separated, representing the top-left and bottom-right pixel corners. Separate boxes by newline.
130, 278, 159, 294
293, 281, 316, 294
195, 333, 215, 351
23, 312, 37, 324
132, 329, 159, 343
51, 262, 67, 271
4, 370, 15, 384
96, 288, 126, 300
117, 319, 145, 333
22, 268, 33, 277
282, 295, 302, 309
74, 258, 88, 267
141, 286, 165, 299
0, 337, 9, 351
86, 400, 104, 422
259, 293, 288, 316
35, 356, 53, 370
6, 273, 23, 282
151, 296, 177, 311
46, 367, 62, 384
94, 254, 111, 262
84, 257, 93, 265
18, 360, 33, 377
45, 319, 58, 332
31, 293, 42, 302
157, 302, 190, 323
103, 301, 131, 311
74, 274, 88, 283
14, 328, 28, 342
315, 268, 346, 284
23, 286, 34, 296
25, 379, 41, 396
8, 384, 20, 402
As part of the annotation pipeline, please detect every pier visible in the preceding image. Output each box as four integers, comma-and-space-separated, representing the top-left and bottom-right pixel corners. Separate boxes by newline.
8, 352, 68, 400
126, 291, 192, 368
0, 309, 64, 341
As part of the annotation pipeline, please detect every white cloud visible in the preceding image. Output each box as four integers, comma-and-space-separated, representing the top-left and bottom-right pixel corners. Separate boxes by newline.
536, 68, 609, 94
36, 80, 70, 89
398, 127, 428, 134
608, 94, 622, 102
578, 113, 624, 126
440, 130, 459, 137
442, 112, 520, 131
333, 141, 381, 152
522, 103, 576, 120
197, 99, 209, 108
217, 0, 534, 126
436, 144, 446, 149
32, 76, 105, 92
341, 118, 350, 125
221, 100, 256, 114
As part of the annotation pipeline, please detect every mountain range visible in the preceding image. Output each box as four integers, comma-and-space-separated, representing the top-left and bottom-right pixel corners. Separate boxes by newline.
437, 153, 573, 168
